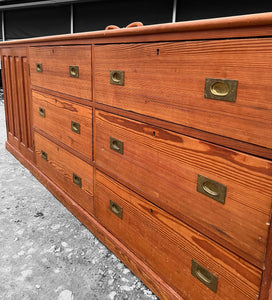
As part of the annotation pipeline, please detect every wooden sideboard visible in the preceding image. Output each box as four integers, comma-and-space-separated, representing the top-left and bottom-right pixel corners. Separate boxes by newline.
1, 12, 272, 300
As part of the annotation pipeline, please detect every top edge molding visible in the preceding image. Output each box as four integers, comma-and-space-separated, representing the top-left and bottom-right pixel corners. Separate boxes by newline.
1, 12, 272, 46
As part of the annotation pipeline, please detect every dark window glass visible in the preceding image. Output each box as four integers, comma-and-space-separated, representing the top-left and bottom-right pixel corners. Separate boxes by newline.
177, 0, 272, 21
5, 6, 70, 40
74, 0, 173, 32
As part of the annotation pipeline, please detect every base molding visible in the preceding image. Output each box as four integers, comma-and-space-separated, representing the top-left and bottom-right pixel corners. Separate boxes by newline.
6, 141, 182, 300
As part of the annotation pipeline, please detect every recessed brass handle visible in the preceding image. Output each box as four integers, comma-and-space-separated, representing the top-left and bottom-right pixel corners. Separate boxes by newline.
41, 150, 47, 161
197, 174, 226, 204
109, 200, 123, 219
71, 121, 80, 134
204, 78, 238, 102
110, 137, 123, 154
69, 66, 79, 78
36, 63, 43, 73
110, 70, 124, 86
191, 260, 218, 293
73, 173, 82, 188
39, 107, 45, 118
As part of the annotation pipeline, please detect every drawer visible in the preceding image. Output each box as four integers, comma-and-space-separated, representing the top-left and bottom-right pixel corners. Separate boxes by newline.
94, 110, 272, 267
95, 171, 262, 300
93, 39, 272, 148
34, 132, 94, 215
32, 90, 92, 159
29, 45, 92, 100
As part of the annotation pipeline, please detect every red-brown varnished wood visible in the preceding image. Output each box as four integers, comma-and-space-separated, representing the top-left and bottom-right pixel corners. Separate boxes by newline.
95, 170, 262, 300
29, 45, 92, 100
32, 86, 94, 107
5, 141, 183, 300
1, 12, 272, 300
10, 56, 20, 141
94, 102, 272, 160
260, 219, 272, 300
93, 39, 272, 149
16, 56, 27, 148
34, 132, 94, 215
34, 127, 93, 166
1, 48, 34, 162
32, 90, 93, 160
94, 110, 272, 268
23, 56, 33, 153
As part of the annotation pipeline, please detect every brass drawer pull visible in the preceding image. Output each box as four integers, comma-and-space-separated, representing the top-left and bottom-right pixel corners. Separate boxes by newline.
41, 150, 48, 161
71, 121, 80, 134
109, 200, 123, 219
36, 63, 43, 73
69, 66, 79, 78
191, 260, 218, 293
39, 107, 45, 118
197, 174, 226, 204
204, 78, 238, 102
72, 173, 82, 188
110, 137, 124, 154
110, 70, 124, 86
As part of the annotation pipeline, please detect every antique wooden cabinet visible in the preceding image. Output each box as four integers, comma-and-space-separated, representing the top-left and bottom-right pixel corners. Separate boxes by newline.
1, 12, 272, 300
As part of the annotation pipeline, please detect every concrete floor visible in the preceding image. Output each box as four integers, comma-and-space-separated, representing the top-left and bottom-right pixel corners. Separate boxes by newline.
0, 98, 158, 300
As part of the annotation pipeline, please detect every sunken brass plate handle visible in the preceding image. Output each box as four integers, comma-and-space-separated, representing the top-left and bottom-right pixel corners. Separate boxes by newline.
39, 107, 45, 118
36, 63, 43, 73
191, 260, 218, 293
73, 173, 82, 188
110, 137, 124, 154
197, 174, 226, 204
110, 70, 124, 86
204, 78, 238, 102
71, 121, 80, 134
41, 150, 47, 161
109, 200, 123, 219
69, 66, 79, 78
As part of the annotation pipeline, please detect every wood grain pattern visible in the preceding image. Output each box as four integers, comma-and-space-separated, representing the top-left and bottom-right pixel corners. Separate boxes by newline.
1, 48, 34, 162
259, 219, 272, 300
10, 56, 20, 141
94, 102, 272, 160
94, 110, 272, 267
32, 86, 94, 108
34, 132, 94, 215
5, 141, 183, 299
2, 14, 272, 299
29, 45, 92, 100
32, 90, 93, 160
95, 170, 262, 300
93, 39, 272, 149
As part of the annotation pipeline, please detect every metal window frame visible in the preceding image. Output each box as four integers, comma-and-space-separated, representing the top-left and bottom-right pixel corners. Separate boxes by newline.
0, 0, 178, 40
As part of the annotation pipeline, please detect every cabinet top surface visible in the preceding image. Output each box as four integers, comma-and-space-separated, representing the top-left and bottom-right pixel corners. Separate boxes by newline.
1, 12, 272, 46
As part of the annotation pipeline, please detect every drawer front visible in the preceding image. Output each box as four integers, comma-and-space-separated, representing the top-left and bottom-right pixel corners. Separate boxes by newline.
32, 90, 92, 159
29, 45, 92, 100
93, 39, 272, 148
34, 132, 94, 215
95, 171, 262, 300
95, 110, 272, 267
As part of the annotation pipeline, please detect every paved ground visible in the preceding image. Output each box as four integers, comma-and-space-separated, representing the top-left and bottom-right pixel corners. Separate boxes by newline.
0, 97, 158, 300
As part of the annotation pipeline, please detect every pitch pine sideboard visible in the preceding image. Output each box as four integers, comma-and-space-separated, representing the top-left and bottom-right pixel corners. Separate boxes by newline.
1, 12, 272, 300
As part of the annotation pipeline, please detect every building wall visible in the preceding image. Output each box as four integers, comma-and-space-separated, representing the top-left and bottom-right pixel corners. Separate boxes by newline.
0, 0, 272, 40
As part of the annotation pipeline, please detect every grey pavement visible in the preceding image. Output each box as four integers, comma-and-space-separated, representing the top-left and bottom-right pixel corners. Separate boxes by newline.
0, 96, 157, 300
